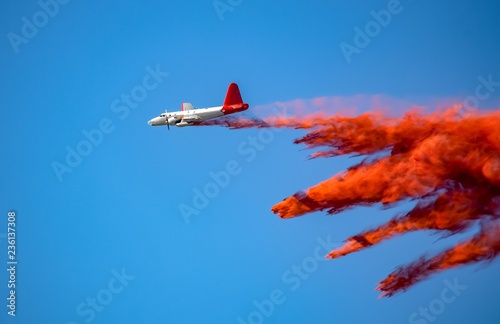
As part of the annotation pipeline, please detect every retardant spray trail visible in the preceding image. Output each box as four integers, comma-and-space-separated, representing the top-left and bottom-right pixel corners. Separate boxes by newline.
200, 105, 500, 297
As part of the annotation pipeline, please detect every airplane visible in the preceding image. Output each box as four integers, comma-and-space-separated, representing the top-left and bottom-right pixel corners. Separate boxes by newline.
147, 83, 249, 129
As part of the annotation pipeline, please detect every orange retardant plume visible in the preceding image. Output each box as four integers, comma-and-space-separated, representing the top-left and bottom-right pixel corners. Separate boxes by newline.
200, 105, 500, 297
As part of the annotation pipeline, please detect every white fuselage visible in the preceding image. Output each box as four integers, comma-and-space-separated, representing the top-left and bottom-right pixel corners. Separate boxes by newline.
147, 106, 224, 127
148, 82, 249, 128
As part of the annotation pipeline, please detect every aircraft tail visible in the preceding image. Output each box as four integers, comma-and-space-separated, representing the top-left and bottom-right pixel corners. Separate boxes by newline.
224, 83, 244, 106
222, 83, 249, 114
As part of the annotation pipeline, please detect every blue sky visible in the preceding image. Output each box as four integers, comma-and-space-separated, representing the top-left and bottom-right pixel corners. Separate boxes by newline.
1, 1, 500, 323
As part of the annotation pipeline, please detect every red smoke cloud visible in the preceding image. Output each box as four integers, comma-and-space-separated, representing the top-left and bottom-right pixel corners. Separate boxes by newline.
200, 104, 500, 297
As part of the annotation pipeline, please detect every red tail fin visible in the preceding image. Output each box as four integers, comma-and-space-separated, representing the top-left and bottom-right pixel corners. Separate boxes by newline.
221, 83, 249, 115
224, 83, 243, 106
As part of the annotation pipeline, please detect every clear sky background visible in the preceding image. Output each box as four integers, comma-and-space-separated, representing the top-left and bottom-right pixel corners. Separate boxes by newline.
1, 1, 500, 323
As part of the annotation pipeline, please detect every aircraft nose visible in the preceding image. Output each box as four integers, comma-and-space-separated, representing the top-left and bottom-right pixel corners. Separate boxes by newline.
147, 119, 153, 125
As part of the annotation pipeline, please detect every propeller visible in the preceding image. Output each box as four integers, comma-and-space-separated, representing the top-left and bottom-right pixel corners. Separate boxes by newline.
165, 109, 170, 131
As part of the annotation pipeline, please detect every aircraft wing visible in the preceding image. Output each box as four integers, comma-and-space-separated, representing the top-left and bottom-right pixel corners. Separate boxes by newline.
175, 114, 203, 127
181, 114, 202, 123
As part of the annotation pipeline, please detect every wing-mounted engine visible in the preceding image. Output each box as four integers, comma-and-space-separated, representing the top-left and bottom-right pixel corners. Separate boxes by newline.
167, 116, 179, 126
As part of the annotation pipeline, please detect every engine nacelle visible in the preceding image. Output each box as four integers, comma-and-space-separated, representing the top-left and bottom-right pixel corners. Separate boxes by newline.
167, 117, 177, 125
